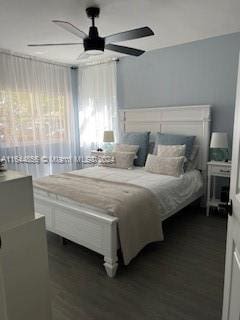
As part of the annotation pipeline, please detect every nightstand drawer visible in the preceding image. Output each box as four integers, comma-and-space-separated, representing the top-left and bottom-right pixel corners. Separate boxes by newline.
209, 165, 231, 177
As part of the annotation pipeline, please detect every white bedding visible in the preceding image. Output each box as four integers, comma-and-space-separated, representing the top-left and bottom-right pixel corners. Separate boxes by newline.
34, 167, 203, 219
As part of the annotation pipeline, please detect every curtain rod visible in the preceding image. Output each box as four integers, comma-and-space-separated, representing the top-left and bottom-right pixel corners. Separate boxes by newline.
77, 57, 119, 68
0, 49, 73, 69
0, 49, 120, 70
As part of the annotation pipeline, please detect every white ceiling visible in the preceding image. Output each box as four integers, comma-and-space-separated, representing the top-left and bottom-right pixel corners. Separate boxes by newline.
0, 0, 240, 65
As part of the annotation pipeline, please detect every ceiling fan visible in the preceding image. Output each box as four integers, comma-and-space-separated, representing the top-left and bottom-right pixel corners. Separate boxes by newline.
28, 7, 154, 59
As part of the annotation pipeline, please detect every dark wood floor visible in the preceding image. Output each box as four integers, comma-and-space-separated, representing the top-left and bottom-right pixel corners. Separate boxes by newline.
47, 207, 227, 320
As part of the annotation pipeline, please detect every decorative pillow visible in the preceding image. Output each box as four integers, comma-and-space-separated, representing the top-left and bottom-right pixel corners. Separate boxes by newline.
157, 144, 186, 158
101, 151, 136, 169
145, 154, 185, 177
148, 141, 155, 154
190, 144, 199, 161
114, 143, 139, 154
185, 145, 199, 171
154, 133, 195, 161
120, 132, 150, 166
97, 154, 115, 166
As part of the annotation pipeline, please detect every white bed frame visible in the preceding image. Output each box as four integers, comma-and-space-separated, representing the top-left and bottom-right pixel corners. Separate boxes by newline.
34, 105, 211, 277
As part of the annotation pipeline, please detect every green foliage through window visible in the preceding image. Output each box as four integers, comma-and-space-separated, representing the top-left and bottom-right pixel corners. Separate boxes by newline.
0, 90, 69, 147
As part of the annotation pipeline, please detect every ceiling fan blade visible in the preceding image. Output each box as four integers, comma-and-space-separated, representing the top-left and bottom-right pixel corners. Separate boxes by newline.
105, 44, 144, 56
52, 20, 87, 39
77, 52, 90, 61
28, 42, 83, 47
105, 26, 154, 45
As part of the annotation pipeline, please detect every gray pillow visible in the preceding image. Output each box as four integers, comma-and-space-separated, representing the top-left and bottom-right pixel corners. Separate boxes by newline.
120, 132, 150, 166
154, 133, 195, 161
185, 145, 199, 171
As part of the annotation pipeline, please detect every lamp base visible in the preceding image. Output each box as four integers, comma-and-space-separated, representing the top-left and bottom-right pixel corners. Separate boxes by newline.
104, 143, 114, 153
210, 148, 228, 162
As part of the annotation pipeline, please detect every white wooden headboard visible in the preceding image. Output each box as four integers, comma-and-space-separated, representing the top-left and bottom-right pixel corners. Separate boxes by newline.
119, 105, 211, 200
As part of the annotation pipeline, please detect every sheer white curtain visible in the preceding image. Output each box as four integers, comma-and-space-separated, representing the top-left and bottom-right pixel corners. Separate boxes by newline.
78, 61, 118, 158
0, 52, 78, 178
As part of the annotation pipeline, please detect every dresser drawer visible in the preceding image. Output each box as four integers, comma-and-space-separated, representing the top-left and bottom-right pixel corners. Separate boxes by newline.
209, 165, 231, 177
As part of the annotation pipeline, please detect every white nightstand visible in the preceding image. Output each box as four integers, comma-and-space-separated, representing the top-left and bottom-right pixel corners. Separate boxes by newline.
206, 161, 231, 216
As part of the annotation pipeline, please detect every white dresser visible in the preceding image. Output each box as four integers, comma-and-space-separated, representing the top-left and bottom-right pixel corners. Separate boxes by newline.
0, 171, 52, 320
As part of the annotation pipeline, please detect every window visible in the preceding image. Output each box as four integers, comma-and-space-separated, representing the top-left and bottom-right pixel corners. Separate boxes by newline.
0, 52, 78, 177
0, 90, 69, 147
78, 61, 117, 157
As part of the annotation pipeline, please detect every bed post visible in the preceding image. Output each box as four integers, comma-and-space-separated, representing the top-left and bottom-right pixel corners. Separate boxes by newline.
201, 106, 211, 206
103, 219, 118, 278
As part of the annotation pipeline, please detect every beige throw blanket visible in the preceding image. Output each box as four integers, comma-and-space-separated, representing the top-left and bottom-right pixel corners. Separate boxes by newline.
34, 172, 163, 265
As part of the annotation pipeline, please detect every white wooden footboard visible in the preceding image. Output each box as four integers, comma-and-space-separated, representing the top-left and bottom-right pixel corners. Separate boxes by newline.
34, 194, 119, 278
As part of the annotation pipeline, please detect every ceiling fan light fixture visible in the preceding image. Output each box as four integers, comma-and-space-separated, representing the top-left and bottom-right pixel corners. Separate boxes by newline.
85, 49, 103, 55
83, 36, 105, 55
35, 51, 46, 55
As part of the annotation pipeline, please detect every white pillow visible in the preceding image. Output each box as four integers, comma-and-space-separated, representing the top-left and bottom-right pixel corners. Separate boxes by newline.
114, 143, 139, 154
145, 154, 185, 177
157, 144, 186, 158
100, 151, 136, 169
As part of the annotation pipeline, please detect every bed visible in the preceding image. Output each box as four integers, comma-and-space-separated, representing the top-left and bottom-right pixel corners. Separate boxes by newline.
34, 105, 211, 277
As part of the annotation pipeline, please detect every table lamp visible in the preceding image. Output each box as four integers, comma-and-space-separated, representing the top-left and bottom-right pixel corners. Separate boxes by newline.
210, 132, 229, 161
103, 130, 114, 152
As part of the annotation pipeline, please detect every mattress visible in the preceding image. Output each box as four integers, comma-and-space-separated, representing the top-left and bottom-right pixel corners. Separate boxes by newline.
34, 167, 203, 220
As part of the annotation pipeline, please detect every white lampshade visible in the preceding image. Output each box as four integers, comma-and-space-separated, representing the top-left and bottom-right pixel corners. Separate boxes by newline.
103, 130, 114, 143
210, 132, 228, 148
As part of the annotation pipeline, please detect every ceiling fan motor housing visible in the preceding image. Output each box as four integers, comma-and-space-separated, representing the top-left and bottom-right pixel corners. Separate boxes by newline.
86, 7, 100, 19
84, 8, 104, 53
83, 37, 105, 52
84, 26, 105, 52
